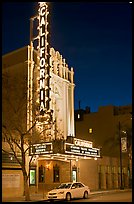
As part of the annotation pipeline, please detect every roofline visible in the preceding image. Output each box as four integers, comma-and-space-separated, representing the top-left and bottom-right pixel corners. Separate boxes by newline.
2, 45, 30, 58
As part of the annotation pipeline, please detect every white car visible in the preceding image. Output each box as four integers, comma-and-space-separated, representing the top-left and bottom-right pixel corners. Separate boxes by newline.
46, 182, 90, 201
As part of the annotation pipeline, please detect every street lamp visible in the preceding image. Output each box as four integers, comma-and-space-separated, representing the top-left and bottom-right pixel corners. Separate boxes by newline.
119, 121, 124, 190
118, 114, 132, 190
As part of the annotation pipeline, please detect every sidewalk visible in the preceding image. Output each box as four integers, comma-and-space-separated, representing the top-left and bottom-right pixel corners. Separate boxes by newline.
2, 188, 132, 202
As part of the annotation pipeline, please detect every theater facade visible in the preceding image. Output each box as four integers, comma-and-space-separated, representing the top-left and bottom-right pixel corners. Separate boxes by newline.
27, 2, 101, 191
2, 41, 101, 198
2, 3, 101, 198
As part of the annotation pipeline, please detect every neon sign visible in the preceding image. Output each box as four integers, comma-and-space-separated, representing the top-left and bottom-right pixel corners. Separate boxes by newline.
38, 2, 50, 115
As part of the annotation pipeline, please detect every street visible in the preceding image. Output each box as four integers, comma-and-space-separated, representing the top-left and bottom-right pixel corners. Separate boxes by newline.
68, 190, 132, 202
40, 190, 132, 202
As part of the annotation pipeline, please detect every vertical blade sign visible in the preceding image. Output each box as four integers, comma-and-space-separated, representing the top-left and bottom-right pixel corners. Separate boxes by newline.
38, 2, 49, 115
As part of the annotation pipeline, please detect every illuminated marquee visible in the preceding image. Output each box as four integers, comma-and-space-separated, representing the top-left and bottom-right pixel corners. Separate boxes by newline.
74, 138, 93, 148
65, 143, 100, 157
29, 141, 100, 158
38, 2, 50, 115
30, 142, 53, 155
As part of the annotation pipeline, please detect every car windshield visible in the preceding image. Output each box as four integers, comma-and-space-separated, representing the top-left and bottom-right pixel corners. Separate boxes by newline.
57, 183, 72, 189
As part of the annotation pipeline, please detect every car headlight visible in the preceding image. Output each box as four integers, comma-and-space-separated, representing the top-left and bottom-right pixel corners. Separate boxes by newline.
58, 191, 64, 194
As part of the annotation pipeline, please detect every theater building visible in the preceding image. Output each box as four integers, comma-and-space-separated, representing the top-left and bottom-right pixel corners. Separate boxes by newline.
2, 2, 131, 199
2, 46, 131, 199
2, 43, 101, 197
2, 3, 100, 197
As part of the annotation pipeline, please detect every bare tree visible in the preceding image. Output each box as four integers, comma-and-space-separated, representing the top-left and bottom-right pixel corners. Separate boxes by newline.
2, 70, 50, 201
2, 125, 36, 201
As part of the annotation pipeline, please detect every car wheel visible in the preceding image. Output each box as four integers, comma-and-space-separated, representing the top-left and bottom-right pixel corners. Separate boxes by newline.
83, 191, 88, 199
66, 192, 71, 201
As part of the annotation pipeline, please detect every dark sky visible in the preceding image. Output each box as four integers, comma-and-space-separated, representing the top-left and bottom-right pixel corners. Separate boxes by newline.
2, 2, 132, 112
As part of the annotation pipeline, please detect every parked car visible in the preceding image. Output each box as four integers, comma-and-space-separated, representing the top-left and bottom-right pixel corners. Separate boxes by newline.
46, 181, 90, 201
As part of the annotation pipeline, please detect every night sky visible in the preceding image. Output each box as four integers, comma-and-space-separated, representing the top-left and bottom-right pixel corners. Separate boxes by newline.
2, 2, 132, 112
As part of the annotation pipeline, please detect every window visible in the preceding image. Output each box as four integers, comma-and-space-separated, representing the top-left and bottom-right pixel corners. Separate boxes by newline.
29, 169, 36, 185
53, 164, 60, 182
105, 173, 109, 189
72, 170, 77, 182
72, 166, 77, 182
72, 183, 77, 188
39, 165, 45, 182
112, 172, 115, 188
77, 183, 84, 188
89, 128, 93, 133
98, 172, 102, 189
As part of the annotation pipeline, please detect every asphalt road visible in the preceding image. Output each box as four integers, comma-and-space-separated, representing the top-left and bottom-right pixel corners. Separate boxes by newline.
70, 191, 132, 202
40, 190, 132, 202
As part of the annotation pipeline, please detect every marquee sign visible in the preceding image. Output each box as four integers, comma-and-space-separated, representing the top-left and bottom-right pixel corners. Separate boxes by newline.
29, 139, 100, 158
74, 138, 93, 148
38, 2, 50, 115
65, 143, 100, 157
30, 143, 53, 155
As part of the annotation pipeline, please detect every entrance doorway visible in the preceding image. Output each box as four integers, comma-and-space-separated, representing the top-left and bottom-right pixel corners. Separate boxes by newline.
72, 167, 77, 182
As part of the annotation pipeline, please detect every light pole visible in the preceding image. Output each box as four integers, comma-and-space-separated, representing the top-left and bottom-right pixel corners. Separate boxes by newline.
119, 121, 124, 189
118, 114, 132, 190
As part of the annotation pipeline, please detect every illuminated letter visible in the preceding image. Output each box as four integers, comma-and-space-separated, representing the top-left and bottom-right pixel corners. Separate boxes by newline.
41, 36, 45, 47
40, 79, 45, 89
40, 16, 45, 26
40, 69, 45, 78
40, 6, 46, 16
40, 26, 45, 36
40, 47, 45, 57
40, 58, 45, 67
40, 89, 44, 100
40, 102, 45, 112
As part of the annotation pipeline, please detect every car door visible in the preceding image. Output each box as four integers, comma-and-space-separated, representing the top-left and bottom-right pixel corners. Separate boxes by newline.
71, 183, 79, 198
77, 183, 85, 198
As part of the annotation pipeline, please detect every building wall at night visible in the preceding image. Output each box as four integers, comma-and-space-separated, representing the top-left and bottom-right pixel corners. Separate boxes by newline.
2, 47, 28, 131
2, 47, 131, 199
44, 47, 75, 140
2, 46, 75, 141
31, 155, 129, 192
74, 104, 132, 189
2, 46, 100, 198
2, 46, 76, 198
2, 167, 24, 198
74, 105, 132, 156
77, 156, 129, 190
